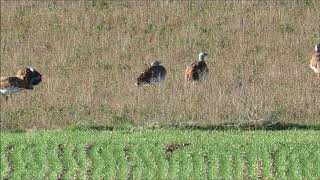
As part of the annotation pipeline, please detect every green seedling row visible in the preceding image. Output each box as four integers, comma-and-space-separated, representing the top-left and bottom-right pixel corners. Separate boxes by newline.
0, 130, 319, 179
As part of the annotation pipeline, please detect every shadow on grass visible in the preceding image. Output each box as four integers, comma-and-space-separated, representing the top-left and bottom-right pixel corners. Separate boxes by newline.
0, 128, 27, 133
167, 121, 320, 131
65, 125, 115, 131
68, 121, 319, 131
1, 121, 319, 133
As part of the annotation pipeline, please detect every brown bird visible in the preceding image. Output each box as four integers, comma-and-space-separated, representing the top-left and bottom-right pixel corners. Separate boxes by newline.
17, 67, 42, 86
164, 143, 190, 153
310, 44, 320, 77
135, 60, 167, 86
0, 67, 42, 101
185, 52, 209, 82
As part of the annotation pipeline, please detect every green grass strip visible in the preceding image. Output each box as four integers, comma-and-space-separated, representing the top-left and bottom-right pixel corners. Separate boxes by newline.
191, 148, 205, 179
178, 150, 192, 179
310, 145, 320, 178
46, 141, 63, 179
31, 142, 45, 179
130, 145, 143, 180
218, 147, 232, 179
0, 130, 319, 179
273, 144, 287, 179
207, 147, 219, 180
245, 143, 258, 179
300, 145, 311, 179
22, 143, 37, 179
116, 144, 129, 179
232, 146, 244, 179
0, 143, 9, 179
84, 143, 95, 179
138, 144, 154, 179
100, 143, 116, 179
153, 143, 168, 179
38, 141, 49, 179
167, 151, 179, 179
260, 146, 273, 179
92, 144, 104, 179
12, 143, 27, 179
287, 149, 300, 179
73, 143, 87, 179
60, 143, 78, 179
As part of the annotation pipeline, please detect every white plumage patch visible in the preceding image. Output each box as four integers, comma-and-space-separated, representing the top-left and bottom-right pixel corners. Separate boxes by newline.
0, 87, 22, 95
28, 67, 34, 72
150, 77, 162, 85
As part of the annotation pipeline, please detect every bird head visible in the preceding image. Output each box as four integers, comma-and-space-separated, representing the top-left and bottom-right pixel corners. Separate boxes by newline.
199, 52, 208, 61
151, 60, 161, 66
135, 72, 146, 87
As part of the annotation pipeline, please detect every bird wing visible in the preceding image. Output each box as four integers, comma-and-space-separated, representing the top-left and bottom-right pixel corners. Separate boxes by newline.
160, 66, 167, 77
0, 76, 11, 89
310, 53, 320, 68
197, 61, 208, 73
185, 62, 197, 81
137, 68, 152, 83
0, 76, 26, 89
137, 65, 166, 85
152, 65, 166, 79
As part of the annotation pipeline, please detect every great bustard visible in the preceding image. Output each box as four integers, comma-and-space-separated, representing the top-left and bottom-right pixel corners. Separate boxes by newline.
135, 60, 167, 86
0, 67, 42, 101
310, 44, 320, 77
185, 52, 209, 82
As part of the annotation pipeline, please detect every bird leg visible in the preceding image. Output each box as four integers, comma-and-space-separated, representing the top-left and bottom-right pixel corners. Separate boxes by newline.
1, 95, 9, 102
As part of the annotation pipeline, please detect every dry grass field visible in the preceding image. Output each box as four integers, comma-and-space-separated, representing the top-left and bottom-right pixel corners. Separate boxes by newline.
1, 1, 319, 130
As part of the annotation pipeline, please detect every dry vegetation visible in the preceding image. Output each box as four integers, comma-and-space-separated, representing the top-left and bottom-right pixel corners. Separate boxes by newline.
0, 1, 319, 130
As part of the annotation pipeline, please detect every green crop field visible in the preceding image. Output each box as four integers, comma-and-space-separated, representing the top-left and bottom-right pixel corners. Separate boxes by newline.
1, 130, 319, 179
1, 1, 320, 130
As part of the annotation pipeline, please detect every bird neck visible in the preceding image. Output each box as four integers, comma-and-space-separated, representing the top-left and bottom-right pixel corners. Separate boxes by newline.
199, 56, 205, 61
